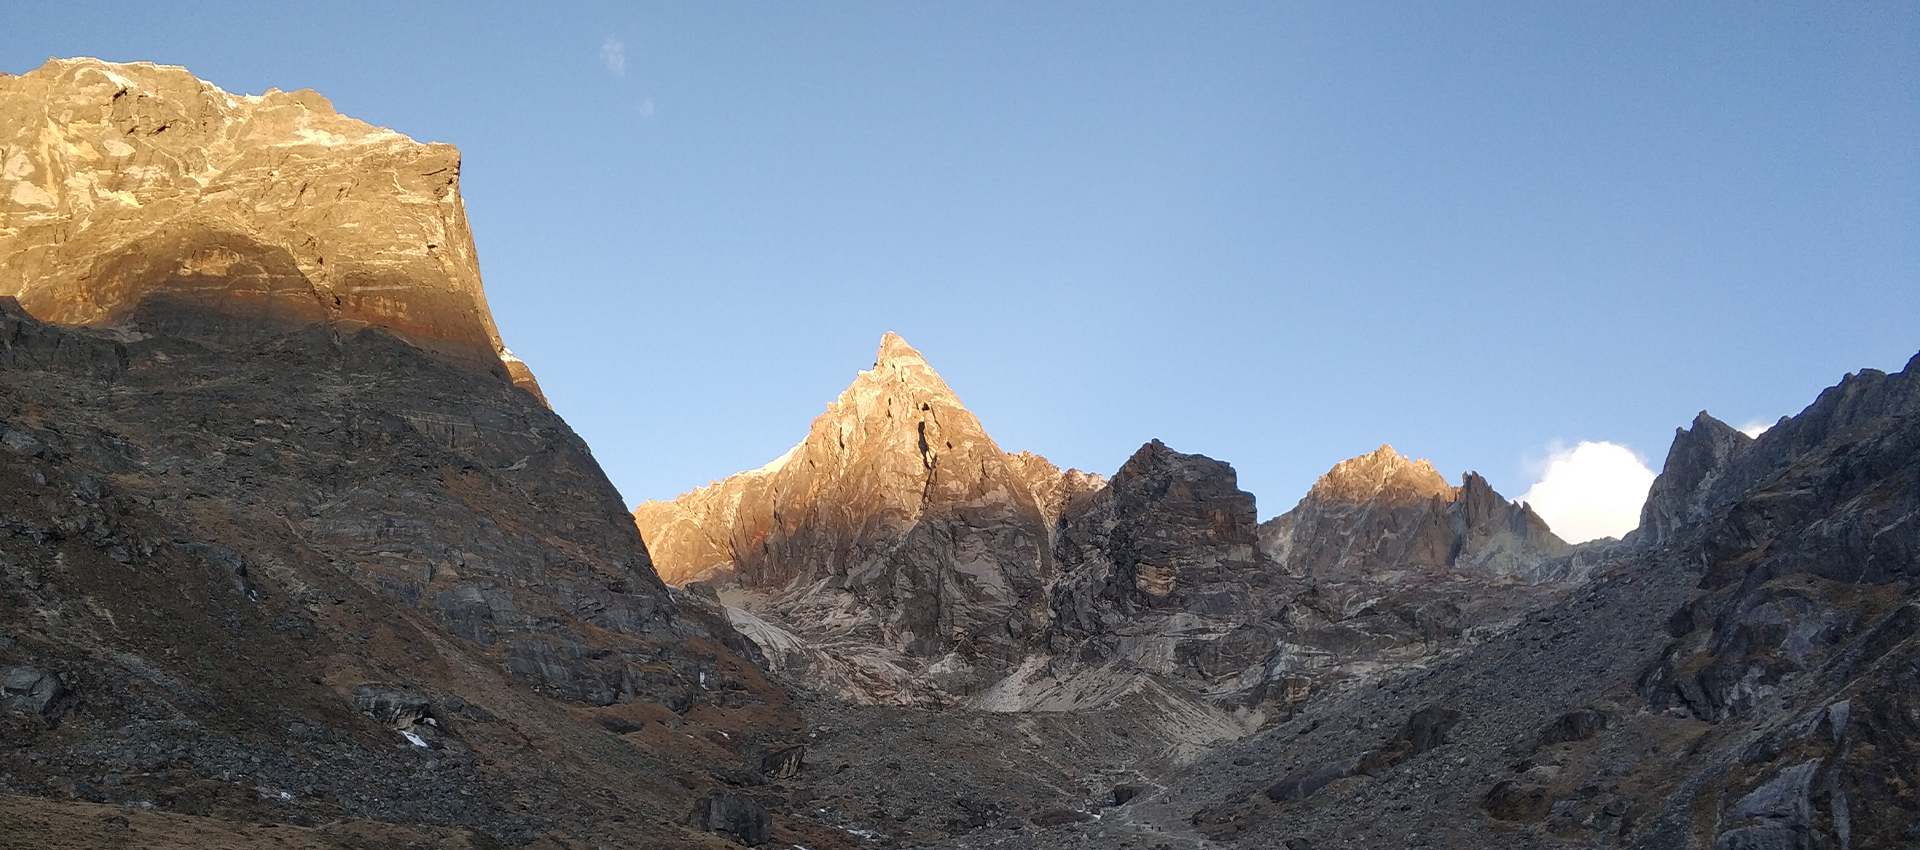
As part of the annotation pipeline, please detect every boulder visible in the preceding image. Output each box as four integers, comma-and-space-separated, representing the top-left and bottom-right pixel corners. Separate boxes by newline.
1483, 779, 1553, 822
1, 666, 67, 722
1537, 707, 1613, 747
694, 792, 770, 846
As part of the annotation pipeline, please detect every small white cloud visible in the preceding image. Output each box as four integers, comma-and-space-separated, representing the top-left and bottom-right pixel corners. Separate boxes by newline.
601, 36, 627, 76
1520, 441, 1657, 544
1738, 419, 1773, 438
638, 97, 656, 119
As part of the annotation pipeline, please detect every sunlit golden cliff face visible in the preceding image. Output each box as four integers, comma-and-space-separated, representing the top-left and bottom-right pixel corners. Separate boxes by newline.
0, 58, 538, 395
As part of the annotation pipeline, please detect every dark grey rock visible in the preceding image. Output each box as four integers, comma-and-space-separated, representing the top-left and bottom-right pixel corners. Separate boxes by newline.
351, 685, 434, 729
1, 666, 66, 722
695, 791, 770, 846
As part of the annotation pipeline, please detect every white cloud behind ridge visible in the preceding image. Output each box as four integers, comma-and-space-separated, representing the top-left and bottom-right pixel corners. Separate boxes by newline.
1520, 441, 1657, 544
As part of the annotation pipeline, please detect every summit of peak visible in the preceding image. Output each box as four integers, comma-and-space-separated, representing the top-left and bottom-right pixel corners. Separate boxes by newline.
874, 331, 926, 366
1309, 444, 1453, 504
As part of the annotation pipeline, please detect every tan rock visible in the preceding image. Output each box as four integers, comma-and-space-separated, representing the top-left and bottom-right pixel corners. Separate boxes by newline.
0, 57, 539, 398
635, 332, 1085, 692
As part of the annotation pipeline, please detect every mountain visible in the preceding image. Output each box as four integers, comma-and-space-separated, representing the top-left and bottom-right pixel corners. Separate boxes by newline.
638, 341, 1581, 724
1260, 444, 1571, 582
12, 55, 1912, 850
0, 58, 540, 399
974, 353, 1920, 849
635, 332, 1095, 698
0, 59, 847, 850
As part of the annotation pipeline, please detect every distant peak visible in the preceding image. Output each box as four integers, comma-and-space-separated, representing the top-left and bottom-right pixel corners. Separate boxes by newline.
1309, 444, 1452, 504
875, 331, 925, 367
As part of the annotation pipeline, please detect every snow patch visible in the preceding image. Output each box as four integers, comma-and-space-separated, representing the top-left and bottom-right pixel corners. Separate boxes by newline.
400, 729, 429, 748
752, 442, 803, 476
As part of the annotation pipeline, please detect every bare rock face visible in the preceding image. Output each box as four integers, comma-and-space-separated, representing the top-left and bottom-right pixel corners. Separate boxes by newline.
1635, 412, 1754, 547
0, 267, 808, 847
1006, 449, 1107, 530
0, 58, 539, 397
1262, 444, 1568, 581
1632, 411, 1754, 546
636, 333, 1086, 694
1049, 440, 1265, 629
1038, 440, 1294, 710
631, 468, 775, 586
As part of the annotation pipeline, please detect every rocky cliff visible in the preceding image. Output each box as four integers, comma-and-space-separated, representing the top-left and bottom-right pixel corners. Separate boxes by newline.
0, 58, 540, 398
1261, 444, 1570, 582
1632, 411, 1754, 546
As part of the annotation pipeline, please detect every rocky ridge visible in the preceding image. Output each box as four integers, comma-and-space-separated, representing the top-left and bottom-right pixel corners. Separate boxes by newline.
638, 338, 1583, 732
957, 351, 1920, 850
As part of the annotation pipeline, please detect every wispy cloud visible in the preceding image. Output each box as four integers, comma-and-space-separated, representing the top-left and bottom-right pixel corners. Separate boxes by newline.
638, 97, 656, 119
601, 36, 627, 76
1519, 440, 1657, 544
1737, 419, 1774, 438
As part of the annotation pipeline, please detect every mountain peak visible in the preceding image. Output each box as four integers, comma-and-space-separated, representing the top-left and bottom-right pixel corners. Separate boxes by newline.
875, 331, 926, 367
1308, 444, 1452, 505
635, 330, 1052, 694
848, 330, 958, 410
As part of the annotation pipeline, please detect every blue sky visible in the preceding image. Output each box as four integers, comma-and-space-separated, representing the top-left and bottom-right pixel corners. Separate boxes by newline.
9, 3, 1917, 535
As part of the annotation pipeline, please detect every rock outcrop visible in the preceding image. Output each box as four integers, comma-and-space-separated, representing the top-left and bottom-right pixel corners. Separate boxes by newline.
1034, 441, 1570, 712
1633, 411, 1753, 545
1045, 441, 1278, 687
1051, 440, 1264, 616
1261, 444, 1570, 581
0, 58, 540, 397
